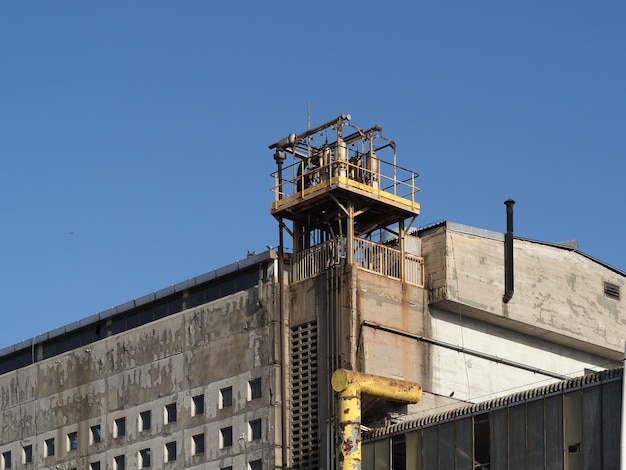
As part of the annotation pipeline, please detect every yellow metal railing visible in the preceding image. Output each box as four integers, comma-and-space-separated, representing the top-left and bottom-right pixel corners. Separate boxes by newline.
291, 239, 347, 284
404, 252, 425, 287
271, 158, 419, 211
354, 238, 402, 279
290, 238, 424, 286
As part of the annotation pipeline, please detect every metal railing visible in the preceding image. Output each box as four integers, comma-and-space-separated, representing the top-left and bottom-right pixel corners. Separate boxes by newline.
272, 157, 419, 208
291, 239, 347, 284
290, 238, 423, 286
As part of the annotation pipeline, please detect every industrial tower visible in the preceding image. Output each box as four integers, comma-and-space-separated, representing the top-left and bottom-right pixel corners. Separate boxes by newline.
269, 114, 423, 468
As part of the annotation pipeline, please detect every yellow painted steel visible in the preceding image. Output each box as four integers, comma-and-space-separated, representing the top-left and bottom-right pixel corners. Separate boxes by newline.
337, 384, 361, 470
332, 369, 422, 470
332, 369, 422, 403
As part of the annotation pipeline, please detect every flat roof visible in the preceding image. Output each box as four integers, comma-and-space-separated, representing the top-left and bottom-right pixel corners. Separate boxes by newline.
0, 249, 277, 359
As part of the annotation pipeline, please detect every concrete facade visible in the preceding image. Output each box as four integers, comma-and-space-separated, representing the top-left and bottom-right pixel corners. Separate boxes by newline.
0, 256, 281, 469
0, 221, 624, 469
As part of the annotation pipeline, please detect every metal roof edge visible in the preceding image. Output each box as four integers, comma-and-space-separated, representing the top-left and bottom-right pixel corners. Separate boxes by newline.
515, 236, 626, 277
0, 250, 278, 358
363, 367, 623, 442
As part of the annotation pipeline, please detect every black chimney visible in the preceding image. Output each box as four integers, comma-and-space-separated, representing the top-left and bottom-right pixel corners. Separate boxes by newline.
503, 199, 515, 303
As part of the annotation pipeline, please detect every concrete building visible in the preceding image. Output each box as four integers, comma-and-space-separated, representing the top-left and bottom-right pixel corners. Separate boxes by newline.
0, 115, 624, 469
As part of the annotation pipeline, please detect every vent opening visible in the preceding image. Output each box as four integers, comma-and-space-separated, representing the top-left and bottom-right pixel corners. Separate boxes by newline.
604, 282, 620, 301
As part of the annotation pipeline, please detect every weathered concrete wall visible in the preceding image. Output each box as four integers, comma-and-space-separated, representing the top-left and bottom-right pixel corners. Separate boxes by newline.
352, 223, 625, 419
423, 306, 615, 402
0, 282, 279, 469
355, 269, 428, 384
427, 223, 626, 360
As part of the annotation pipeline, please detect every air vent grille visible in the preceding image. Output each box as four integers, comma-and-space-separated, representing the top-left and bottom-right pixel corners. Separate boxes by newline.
290, 321, 319, 468
604, 282, 620, 300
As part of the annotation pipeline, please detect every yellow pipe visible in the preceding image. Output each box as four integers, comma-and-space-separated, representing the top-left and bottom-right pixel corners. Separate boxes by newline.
332, 369, 422, 403
332, 369, 422, 470
337, 384, 361, 470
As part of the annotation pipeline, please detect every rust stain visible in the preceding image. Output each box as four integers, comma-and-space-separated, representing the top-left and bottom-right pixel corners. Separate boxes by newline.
343, 407, 350, 414
342, 439, 354, 453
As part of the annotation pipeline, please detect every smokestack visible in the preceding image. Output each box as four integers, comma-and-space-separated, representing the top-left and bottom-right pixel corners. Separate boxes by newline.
503, 199, 515, 303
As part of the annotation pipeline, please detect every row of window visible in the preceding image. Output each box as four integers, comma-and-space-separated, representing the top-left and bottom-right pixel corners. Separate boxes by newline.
2, 449, 263, 470
0, 378, 263, 468
2, 420, 263, 468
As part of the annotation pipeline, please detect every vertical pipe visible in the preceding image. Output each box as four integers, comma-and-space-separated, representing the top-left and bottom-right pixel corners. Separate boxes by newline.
347, 203, 354, 265
503, 199, 515, 303
337, 385, 362, 470
277, 220, 288, 469
619, 342, 626, 470
399, 220, 405, 283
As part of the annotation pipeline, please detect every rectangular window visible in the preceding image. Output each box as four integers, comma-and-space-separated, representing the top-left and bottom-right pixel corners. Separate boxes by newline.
22, 445, 32, 464
2, 451, 11, 469
249, 418, 262, 440
192, 394, 205, 416
192, 433, 205, 455
220, 387, 233, 408
139, 448, 151, 468
220, 426, 233, 448
139, 410, 151, 431
114, 417, 126, 437
165, 403, 177, 424
90, 463, 101, 470
67, 431, 78, 451
249, 459, 263, 470
90, 424, 102, 444
248, 378, 262, 400
45, 438, 55, 457
474, 415, 490, 469
165, 441, 177, 462
114, 455, 125, 470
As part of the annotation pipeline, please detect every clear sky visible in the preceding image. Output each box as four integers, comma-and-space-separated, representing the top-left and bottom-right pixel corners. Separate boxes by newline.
1, 2, 624, 350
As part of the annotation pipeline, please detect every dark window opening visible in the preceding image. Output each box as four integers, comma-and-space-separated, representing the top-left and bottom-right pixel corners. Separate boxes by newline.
23, 445, 32, 463
91, 424, 102, 444
474, 415, 491, 469
192, 434, 205, 455
249, 419, 262, 440
115, 417, 126, 437
221, 387, 233, 408
45, 438, 55, 457
392, 434, 406, 470
192, 394, 204, 416
139, 448, 151, 468
139, 410, 151, 431
2, 451, 11, 469
249, 378, 262, 400
68, 431, 78, 451
114, 455, 125, 470
165, 441, 177, 462
221, 427, 233, 448
165, 403, 177, 424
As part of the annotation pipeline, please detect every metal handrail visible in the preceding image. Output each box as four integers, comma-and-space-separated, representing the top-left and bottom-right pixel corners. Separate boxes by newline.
290, 237, 423, 286
271, 158, 419, 206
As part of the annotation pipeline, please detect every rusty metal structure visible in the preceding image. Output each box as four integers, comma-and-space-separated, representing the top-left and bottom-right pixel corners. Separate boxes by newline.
270, 114, 422, 286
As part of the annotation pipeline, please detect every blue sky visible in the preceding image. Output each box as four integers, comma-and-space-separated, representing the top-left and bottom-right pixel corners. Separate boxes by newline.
1, 2, 624, 349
